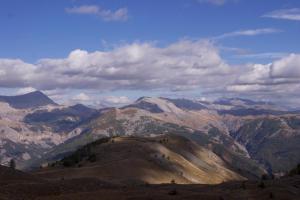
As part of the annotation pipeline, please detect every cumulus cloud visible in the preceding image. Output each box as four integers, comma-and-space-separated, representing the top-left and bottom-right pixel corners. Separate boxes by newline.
16, 87, 37, 95
101, 96, 131, 105
232, 54, 300, 86
225, 54, 300, 104
1, 40, 300, 107
66, 5, 128, 21
270, 54, 300, 78
0, 59, 36, 88
72, 93, 91, 102
215, 28, 282, 39
263, 8, 300, 21
0, 40, 233, 93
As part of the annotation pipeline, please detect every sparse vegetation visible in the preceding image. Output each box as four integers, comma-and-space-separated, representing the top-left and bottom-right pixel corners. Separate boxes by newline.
9, 159, 16, 170
241, 181, 246, 190
168, 189, 177, 195
289, 163, 300, 176
261, 174, 268, 180
87, 154, 97, 162
258, 181, 265, 189
59, 137, 110, 167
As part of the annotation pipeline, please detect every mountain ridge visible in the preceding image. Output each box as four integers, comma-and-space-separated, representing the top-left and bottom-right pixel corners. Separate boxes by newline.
1, 91, 300, 183
0, 91, 57, 109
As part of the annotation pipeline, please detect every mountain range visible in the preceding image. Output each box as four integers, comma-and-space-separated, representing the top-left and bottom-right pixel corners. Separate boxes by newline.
1, 91, 300, 184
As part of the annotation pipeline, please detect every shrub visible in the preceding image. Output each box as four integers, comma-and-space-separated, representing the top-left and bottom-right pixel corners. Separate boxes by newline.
168, 189, 177, 195
241, 181, 246, 190
258, 181, 265, 189
289, 163, 300, 176
62, 159, 75, 167
261, 174, 268, 180
88, 154, 97, 162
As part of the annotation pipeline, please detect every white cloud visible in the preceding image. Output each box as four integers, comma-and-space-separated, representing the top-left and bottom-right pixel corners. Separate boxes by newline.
197, 0, 237, 6
1, 40, 300, 107
0, 40, 227, 91
270, 54, 300, 78
102, 96, 131, 105
263, 8, 300, 21
234, 52, 288, 59
66, 5, 99, 14
226, 84, 268, 93
225, 54, 300, 105
215, 28, 282, 39
16, 87, 36, 95
236, 63, 271, 85
66, 5, 128, 21
233, 54, 300, 85
72, 93, 91, 102
0, 59, 36, 88
32, 39, 231, 91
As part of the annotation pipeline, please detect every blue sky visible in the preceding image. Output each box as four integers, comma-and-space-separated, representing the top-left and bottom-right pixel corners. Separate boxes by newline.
0, 0, 300, 106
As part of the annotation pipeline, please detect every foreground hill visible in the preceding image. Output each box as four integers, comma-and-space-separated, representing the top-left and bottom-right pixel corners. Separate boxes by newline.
0, 165, 41, 184
0, 164, 299, 200
36, 135, 244, 184
36, 106, 264, 179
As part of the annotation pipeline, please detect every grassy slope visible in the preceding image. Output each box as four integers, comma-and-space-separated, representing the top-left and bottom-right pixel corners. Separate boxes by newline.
35, 135, 244, 185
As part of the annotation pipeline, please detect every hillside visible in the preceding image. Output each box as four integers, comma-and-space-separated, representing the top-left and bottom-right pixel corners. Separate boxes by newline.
36, 135, 244, 184
1, 164, 299, 200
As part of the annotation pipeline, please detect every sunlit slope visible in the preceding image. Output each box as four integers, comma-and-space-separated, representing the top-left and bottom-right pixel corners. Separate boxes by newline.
36, 135, 244, 184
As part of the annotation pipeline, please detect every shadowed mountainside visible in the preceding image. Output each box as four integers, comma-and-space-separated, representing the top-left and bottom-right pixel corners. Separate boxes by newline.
0, 91, 57, 109
0, 164, 299, 200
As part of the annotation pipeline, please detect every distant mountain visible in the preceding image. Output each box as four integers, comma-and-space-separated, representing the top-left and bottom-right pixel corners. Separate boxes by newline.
162, 97, 207, 110
122, 97, 164, 113
1, 94, 300, 180
214, 98, 267, 106
231, 117, 300, 173
24, 103, 98, 133
0, 91, 57, 109
35, 98, 265, 179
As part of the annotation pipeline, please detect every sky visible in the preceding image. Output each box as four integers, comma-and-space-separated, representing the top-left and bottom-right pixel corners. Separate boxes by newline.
0, 0, 300, 107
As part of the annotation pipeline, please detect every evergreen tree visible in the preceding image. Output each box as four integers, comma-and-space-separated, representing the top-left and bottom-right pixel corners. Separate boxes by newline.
9, 159, 16, 170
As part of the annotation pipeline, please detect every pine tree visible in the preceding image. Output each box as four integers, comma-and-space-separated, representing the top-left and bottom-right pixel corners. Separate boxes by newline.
9, 159, 16, 170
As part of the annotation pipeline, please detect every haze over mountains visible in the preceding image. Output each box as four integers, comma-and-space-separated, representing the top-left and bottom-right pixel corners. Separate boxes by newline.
0, 91, 300, 184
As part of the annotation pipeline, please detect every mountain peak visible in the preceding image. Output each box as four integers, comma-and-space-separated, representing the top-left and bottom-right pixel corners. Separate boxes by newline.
135, 96, 157, 103
0, 91, 57, 109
